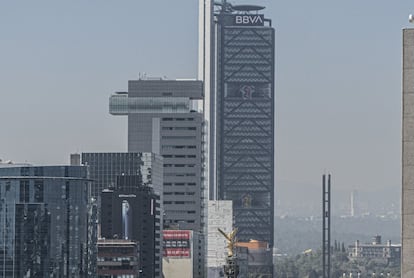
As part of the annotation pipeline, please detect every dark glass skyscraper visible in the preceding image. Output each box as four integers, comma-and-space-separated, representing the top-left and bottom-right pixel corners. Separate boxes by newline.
81, 152, 163, 278
81, 152, 163, 200
213, 4, 275, 246
101, 175, 160, 278
0, 164, 90, 277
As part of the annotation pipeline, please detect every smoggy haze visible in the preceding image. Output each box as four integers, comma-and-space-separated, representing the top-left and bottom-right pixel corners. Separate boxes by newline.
0, 0, 411, 192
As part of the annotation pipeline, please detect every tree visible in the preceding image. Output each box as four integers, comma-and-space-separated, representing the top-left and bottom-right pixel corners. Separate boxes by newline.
274, 248, 400, 278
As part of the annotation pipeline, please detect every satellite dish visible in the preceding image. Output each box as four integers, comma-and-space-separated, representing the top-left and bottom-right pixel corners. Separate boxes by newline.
409, 14, 414, 23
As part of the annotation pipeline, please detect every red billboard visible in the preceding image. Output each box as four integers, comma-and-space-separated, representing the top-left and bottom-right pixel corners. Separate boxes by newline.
163, 230, 192, 258
163, 230, 191, 240
164, 249, 191, 257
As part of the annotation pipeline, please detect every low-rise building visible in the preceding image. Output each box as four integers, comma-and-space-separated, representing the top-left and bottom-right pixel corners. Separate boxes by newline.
97, 239, 140, 277
236, 240, 273, 278
348, 235, 401, 263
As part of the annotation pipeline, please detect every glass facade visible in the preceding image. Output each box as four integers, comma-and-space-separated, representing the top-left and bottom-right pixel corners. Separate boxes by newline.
110, 94, 191, 115
0, 165, 90, 277
81, 153, 163, 278
215, 11, 275, 246
81, 152, 163, 199
100, 179, 160, 278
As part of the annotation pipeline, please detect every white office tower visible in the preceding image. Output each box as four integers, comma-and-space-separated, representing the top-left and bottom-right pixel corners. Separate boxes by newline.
402, 28, 414, 278
109, 79, 206, 277
198, 0, 215, 200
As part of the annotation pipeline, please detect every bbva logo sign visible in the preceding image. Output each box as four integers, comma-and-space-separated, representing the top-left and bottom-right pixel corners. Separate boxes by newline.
234, 15, 264, 26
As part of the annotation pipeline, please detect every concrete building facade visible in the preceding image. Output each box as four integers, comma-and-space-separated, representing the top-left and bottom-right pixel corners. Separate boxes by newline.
109, 79, 206, 277
97, 239, 140, 277
402, 28, 414, 278
198, 0, 215, 203
162, 230, 194, 278
348, 236, 400, 264
207, 200, 233, 278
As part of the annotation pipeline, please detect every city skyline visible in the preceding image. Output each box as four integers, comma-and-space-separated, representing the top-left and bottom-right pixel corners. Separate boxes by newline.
1, 0, 411, 194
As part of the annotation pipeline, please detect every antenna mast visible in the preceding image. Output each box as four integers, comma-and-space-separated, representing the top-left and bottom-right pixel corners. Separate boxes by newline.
322, 174, 331, 278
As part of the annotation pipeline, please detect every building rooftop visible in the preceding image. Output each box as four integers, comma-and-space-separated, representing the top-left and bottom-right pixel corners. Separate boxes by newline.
0, 159, 31, 168
236, 240, 269, 250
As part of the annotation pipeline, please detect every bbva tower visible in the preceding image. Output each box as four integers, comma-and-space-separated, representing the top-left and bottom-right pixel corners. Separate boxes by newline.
199, 0, 275, 246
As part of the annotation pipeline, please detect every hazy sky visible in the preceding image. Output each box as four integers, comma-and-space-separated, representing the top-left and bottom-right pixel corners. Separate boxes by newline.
1, 1, 412, 192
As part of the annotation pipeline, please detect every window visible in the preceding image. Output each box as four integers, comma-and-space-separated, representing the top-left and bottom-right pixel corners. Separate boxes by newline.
19, 181, 30, 202
162, 136, 196, 140
34, 180, 43, 202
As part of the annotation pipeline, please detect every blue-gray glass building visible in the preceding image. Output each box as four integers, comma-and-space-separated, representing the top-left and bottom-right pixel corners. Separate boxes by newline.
0, 164, 90, 277
81, 152, 163, 200
213, 4, 275, 246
